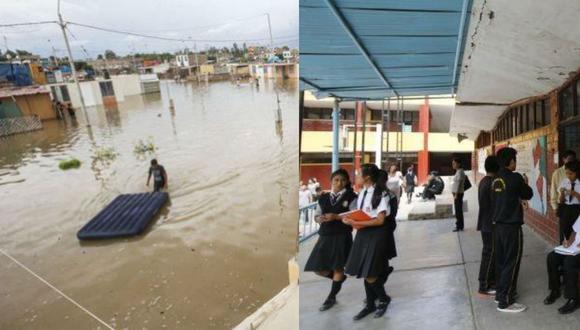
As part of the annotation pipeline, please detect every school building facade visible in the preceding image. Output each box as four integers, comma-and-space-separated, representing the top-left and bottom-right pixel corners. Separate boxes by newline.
300, 91, 474, 189
471, 70, 580, 245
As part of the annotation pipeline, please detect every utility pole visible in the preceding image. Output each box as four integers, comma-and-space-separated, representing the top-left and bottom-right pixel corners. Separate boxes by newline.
193, 43, 200, 82
266, 13, 274, 53
57, 0, 90, 127
3, 36, 8, 53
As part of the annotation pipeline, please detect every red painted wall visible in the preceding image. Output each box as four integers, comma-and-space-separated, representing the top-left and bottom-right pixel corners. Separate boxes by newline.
301, 163, 355, 190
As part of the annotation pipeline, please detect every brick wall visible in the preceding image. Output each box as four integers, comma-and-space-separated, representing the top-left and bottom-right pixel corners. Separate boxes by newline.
476, 90, 561, 244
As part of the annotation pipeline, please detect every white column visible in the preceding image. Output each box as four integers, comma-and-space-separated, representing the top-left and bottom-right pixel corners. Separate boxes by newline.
375, 123, 382, 168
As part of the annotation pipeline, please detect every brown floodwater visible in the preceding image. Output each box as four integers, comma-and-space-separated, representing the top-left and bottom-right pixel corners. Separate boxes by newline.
0, 79, 298, 329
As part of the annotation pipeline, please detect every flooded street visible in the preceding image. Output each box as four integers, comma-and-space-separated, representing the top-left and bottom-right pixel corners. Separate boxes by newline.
0, 80, 298, 329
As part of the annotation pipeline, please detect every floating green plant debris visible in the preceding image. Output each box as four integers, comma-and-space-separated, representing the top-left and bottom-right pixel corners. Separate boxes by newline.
59, 158, 81, 170
93, 147, 118, 161
133, 138, 157, 155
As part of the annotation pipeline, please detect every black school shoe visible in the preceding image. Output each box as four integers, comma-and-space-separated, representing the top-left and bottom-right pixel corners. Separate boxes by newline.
543, 290, 561, 305
374, 296, 391, 318
558, 298, 580, 314
353, 305, 377, 321
319, 297, 336, 311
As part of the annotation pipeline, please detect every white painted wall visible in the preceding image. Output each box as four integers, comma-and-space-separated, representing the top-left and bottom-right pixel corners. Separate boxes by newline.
457, 0, 580, 104
111, 74, 142, 97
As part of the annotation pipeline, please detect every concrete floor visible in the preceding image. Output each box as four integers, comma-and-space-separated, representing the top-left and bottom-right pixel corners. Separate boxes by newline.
299, 182, 580, 330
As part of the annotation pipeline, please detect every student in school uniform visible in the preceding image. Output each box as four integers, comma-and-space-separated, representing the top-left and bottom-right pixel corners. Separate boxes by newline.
491, 147, 533, 313
451, 157, 467, 232
544, 160, 580, 309
386, 164, 403, 205
342, 163, 394, 321
304, 169, 358, 311
550, 150, 577, 222
557, 213, 580, 314
403, 165, 417, 204
477, 156, 499, 297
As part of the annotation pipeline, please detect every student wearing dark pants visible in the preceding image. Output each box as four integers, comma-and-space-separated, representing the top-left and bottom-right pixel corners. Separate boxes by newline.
544, 160, 580, 313
343, 164, 394, 321
304, 169, 358, 311
560, 251, 580, 314
451, 157, 466, 232
491, 147, 533, 313
477, 156, 499, 296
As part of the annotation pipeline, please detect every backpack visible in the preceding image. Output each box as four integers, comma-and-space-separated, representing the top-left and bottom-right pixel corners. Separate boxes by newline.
463, 176, 472, 191
385, 190, 398, 219
405, 172, 416, 186
384, 190, 398, 231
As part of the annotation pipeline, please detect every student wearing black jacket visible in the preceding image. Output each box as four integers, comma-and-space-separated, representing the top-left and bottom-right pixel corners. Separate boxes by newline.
477, 156, 499, 297
491, 147, 533, 313
304, 169, 358, 311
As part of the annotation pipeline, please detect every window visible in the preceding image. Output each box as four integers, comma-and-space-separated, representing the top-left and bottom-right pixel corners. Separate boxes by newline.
518, 106, 524, 134
511, 109, 517, 136
534, 101, 543, 127
304, 107, 332, 119
527, 104, 534, 131
341, 109, 355, 120
99, 81, 115, 97
60, 85, 71, 102
544, 98, 551, 125
560, 84, 575, 120
561, 124, 580, 161
370, 109, 382, 121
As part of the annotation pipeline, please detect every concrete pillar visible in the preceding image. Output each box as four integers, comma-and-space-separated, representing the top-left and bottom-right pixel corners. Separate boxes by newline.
375, 123, 382, 168
417, 97, 430, 183
332, 99, 340, 172
354, 102, 363, 177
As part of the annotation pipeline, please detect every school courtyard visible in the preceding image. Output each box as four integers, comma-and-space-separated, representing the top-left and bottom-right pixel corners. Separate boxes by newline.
299, 178, 580, 330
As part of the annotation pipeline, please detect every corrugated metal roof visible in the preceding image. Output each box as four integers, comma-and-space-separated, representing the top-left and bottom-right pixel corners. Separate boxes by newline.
300, 0, 474, 100
0, 85, 49, 99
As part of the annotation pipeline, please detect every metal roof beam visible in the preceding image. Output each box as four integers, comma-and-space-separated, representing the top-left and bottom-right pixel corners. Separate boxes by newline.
323, 0, 399, 97
451, 0, 469, 94
300, 77, 340, 99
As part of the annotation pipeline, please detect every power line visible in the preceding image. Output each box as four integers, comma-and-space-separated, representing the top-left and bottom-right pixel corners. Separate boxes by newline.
65, 26, 92, 58
0, 21, 58, 28
66, 21, 296, 43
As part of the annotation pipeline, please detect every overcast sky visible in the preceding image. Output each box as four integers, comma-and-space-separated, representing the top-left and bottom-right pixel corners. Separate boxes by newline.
0, 0, 298, 59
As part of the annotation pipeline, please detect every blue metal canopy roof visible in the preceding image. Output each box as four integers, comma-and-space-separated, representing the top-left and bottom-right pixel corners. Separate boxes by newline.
300, 0, 473, 100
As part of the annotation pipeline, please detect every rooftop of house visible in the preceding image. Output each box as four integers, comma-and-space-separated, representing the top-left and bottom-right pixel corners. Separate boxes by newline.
0, 85, 49, 99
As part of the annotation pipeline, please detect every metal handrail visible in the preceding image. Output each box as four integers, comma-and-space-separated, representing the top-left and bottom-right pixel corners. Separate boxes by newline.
298, 202, 319, 243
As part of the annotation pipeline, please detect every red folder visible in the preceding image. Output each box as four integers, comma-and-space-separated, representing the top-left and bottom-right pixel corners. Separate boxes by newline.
339, 210, 372, 229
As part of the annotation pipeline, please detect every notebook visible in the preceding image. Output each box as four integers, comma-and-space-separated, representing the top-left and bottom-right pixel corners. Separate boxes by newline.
339, 209, 372, 230
555, 216, 580, 255
554, 244, 580, 256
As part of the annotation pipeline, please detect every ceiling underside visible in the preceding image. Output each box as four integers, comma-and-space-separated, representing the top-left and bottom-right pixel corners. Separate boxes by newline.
299, 0, 473, 99
450, 0, 580, 137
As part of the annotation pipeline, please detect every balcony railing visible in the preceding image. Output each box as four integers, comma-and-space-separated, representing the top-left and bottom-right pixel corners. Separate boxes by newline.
298, 202, 319, 243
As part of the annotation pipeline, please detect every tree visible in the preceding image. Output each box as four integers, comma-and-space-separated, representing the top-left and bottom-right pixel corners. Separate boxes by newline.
104, 50, 117, 60
97, 54, 104, 60
74, 61, 94, 71
232, 43, 241, 57
14, 49, 33, 57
